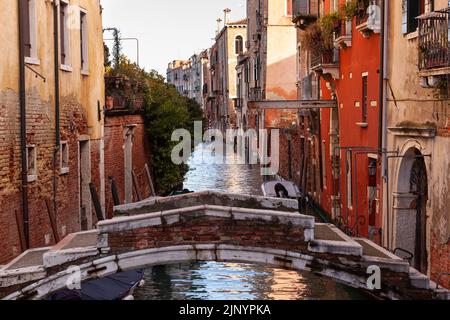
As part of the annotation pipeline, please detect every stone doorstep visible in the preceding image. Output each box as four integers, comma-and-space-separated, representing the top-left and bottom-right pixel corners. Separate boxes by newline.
98, 204, 315, 234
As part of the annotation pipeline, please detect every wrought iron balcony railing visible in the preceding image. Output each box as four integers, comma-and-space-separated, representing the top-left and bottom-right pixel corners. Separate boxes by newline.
292, 0, 319, 27
311, 45, 339, 70
418, 8, 450, 71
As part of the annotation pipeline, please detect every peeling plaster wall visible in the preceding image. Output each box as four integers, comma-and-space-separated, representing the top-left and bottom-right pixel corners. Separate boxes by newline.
385, 0, 450, 286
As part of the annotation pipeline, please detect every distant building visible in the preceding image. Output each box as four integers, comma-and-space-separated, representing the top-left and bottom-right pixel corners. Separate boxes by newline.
166, 52, 209, 109
210, 18, 247, 131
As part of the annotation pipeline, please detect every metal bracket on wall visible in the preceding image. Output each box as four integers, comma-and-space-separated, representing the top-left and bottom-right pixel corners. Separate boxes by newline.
25, 64, 46, 82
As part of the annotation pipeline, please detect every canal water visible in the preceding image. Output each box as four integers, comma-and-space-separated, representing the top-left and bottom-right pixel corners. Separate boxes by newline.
134, 143, 372, 300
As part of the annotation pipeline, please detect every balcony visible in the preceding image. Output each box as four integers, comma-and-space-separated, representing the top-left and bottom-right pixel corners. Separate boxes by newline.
248, 87, 263, 102
292, 0, 319, 29
418, 8, 450, 83
355, 0, 381, 38
334, 20, 352, 49
311, 44, 340, 80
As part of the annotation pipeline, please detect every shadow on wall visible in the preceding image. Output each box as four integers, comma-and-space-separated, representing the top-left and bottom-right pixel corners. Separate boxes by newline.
266, 54, 298, 100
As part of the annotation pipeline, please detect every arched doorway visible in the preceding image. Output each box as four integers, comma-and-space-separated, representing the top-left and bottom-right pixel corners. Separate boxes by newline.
409, 150, 428, 273
395, 147, 429, 274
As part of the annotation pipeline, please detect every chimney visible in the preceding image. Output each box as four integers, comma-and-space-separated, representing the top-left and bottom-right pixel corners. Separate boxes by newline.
216, 18, 222, 36
223, 8, 231, 25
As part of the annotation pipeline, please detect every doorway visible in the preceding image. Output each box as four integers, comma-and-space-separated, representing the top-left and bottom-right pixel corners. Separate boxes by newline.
394, 148, 429, 274
79, 139, 91, 231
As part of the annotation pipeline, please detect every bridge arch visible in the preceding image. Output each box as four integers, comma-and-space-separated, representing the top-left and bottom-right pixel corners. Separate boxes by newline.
0, 191, 447, 300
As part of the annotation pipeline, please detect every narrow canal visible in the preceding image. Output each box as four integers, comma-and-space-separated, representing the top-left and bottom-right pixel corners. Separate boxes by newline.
134, 143, 372, 300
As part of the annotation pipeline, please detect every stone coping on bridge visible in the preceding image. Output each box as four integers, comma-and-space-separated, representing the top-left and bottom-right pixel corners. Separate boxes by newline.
99, 204, 315, 237
113, 191, 299, 216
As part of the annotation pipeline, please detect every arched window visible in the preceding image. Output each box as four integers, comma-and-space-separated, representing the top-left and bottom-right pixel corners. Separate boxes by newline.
235, 36, 243, 55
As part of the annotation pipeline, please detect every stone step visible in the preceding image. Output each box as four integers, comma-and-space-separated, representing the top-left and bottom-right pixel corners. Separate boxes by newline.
409, 267, 430, 289
0, 247, 50, 287
308, 224, 363, 256
355, 238, 410, 273
43, 230, 100, 268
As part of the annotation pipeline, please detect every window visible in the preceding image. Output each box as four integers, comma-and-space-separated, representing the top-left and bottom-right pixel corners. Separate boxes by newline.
22, 0, 38, 63
80, 10, 88, 73
362, 75, 368, 123
60, 1, 71, 68
235, 35, 244, 55
254, 56, 260, 82
60, 141, 69, 174
402, 0, 426, 34
26, 145, 37, 182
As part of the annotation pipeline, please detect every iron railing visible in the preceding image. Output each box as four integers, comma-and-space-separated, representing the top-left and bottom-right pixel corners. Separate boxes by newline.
418, 8, 450, 70
334, 20, 352, 40
311, 43, 339, 69
292, 0, 319, 19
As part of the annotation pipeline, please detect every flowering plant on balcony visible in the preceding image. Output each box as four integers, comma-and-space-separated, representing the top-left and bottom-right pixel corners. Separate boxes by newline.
341, 0, 360, 21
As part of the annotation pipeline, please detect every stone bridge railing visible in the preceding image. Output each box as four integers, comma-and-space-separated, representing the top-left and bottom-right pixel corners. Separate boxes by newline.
0, 191, 448, 300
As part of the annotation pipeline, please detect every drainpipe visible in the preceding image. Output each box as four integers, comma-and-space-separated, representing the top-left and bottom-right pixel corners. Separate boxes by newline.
52, 0, 61, 227
18, 0, 30, 248
380, 0, 390, 249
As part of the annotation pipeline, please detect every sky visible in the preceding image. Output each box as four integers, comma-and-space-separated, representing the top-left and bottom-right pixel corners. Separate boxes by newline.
102, 0, 246, 76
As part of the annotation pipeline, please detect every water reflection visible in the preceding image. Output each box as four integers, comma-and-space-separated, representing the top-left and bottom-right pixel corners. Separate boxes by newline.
133, 143, 372, 300
183, 143, 263, 195
133, 262, 372, 300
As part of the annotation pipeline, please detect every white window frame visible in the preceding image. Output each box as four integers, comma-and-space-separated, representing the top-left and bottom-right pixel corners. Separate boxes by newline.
24, 0, 40, 65
60, 0, 72, 72
60, 141, 70, 175
26, 145, 37, 182
80, 7, 89, 75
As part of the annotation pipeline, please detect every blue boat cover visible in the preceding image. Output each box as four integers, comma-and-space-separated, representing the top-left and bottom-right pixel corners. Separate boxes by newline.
49, 269, 144, 300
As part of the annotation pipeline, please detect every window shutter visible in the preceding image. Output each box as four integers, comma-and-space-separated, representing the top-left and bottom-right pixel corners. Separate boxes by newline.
286, 0, 293, 16
401, 0, 408, 34
21, 0, 31, 57
60, 4, 66, 64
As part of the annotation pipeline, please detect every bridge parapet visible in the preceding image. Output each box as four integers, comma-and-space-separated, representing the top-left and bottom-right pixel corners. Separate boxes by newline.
113, 191, 299, 216
0, 191, 449, 300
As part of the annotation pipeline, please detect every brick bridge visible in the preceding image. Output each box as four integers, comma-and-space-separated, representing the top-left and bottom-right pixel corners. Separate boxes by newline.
0, 191, 448, 300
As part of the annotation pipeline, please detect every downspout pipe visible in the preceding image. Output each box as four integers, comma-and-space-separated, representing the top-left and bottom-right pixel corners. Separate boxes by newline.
381, 0, 390, 249
53, 0, 61, 226
18, 0, 30, 249
378, 0, 385, 152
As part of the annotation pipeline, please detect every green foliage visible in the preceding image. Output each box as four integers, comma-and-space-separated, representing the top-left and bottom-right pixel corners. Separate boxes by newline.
300, 23, 323, 51
319, 12, 342, 50
340, 0, 359, 21
108, 58, 205, 194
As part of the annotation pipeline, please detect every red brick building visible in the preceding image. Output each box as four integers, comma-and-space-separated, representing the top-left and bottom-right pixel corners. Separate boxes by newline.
104, 76, 153, 219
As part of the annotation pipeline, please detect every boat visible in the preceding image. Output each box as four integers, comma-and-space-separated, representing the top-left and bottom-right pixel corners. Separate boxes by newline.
48, 269, 145, 300
261, 180, 303, 199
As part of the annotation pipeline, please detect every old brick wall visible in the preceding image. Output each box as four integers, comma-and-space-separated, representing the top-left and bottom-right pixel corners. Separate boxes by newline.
431, 235, 450, 289
0, 89, 93, 264
104, 113, 152, 219
107, 216, 307, 253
